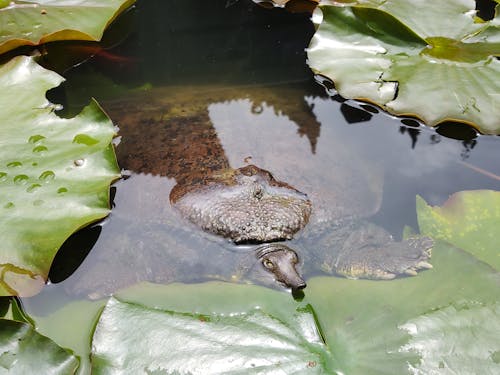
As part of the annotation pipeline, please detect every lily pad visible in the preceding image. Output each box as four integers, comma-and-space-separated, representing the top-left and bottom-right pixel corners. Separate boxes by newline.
0, 0, 135, 55
307, 0, 500, 133
0, 318, 79, 374
399, 302, 500, 374
0, 56, 120, 297
416, 190, 500, 270
91, 297, 333, 374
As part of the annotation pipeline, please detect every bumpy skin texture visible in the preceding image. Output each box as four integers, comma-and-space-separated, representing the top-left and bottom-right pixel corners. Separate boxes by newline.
170, 165, 312, 243
310, 221, 433, 280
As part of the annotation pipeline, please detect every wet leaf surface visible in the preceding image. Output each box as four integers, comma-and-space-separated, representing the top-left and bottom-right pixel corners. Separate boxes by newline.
417, 190, 500, 270
91, 297, 333, 374
307, 0, 500, 133
0, 56, 120, 296
0, 318, 79, 374
0, 0, 135, 54
399, 301, 500, 374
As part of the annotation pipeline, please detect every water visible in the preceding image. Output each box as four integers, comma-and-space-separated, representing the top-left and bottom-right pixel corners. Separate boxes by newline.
18, 0, 500, 371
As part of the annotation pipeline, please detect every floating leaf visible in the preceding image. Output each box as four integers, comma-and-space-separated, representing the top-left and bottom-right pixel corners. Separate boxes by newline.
307, 0, 500, 133
0, 56, 120, 297
416, 190, 500, 270
303, 241, 500, 375
0, 0, 135, 55
0, 318, 79, 374
91, 297, 333, 374
400, 302, 500, 374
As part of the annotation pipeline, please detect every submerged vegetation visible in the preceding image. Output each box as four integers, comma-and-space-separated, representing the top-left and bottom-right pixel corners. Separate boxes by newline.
0, 0, 499, 374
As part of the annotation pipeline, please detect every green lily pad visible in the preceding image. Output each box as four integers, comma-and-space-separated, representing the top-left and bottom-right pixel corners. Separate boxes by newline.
399, 301, 500, 374
91, 297, 333, 374
0, 318, 79, 374
0, 0, 135, 55
0, 56, 120, 297
307, 0, 500, 133
416, 190, 500, 270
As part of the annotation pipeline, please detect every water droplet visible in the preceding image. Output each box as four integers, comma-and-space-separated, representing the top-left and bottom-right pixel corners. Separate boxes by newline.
33, 200, 44, 206
27, 184, 41, 193
28, 135, 46, 144
32, 162, 38, 167
73, 134, 99, 146
32, 145, 48, 153
57, 187, 68, 194
39, 170, 55, 182
7, 161, 22, 168
74, 159, 85, 167
0, 172, 7, 182
4, 202, 14, 209
13, 175, 29, 185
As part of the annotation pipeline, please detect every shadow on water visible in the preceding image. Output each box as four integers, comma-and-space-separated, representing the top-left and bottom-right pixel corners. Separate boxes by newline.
23, 0, 500, 310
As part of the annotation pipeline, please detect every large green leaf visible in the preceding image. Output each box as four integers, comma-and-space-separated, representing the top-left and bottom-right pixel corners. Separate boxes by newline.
0, 0, 135, 55
416, 190, 500, 270
0, 56, 120, 297
399, 302, 500, 374
91, 297, 333, 374
0, 318, 79, 374
308, 0, 500, 133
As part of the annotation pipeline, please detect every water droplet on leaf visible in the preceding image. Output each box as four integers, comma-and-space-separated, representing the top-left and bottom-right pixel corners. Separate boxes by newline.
27, 184, 41, 193
73, 134, 99, 146
39, 170, 55, 181
7, 161, 22, 168
14, 175, 29, 185
33, 145, 48, 153
28, 135, 46, 144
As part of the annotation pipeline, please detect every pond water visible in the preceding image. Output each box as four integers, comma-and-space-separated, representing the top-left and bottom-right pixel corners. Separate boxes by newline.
18, 0, 500, 372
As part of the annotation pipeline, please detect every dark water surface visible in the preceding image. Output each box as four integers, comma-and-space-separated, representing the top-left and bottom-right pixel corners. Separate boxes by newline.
23, 0, 499, 322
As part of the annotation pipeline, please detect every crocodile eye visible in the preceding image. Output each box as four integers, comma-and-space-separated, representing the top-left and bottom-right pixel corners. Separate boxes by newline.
263, 259, 274, 269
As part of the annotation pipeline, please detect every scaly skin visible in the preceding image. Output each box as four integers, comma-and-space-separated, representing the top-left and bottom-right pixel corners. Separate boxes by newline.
170, 165, 312, 243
